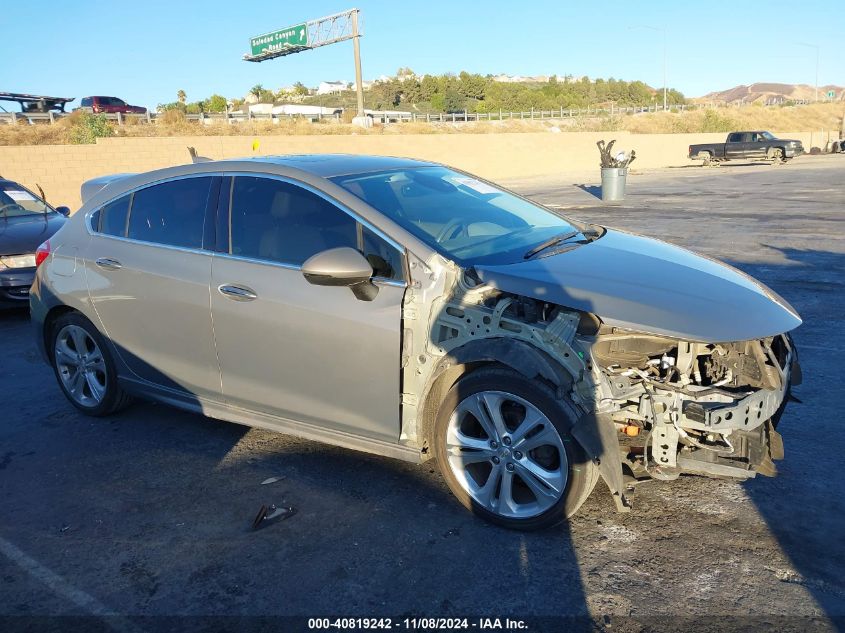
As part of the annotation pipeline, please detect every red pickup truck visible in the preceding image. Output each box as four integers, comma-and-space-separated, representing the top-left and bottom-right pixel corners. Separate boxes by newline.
77, 96, 147, 115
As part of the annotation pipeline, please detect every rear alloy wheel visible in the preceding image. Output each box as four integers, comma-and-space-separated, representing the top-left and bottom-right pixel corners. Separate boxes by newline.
433, 367, 597, 530
51, 313, 131, 416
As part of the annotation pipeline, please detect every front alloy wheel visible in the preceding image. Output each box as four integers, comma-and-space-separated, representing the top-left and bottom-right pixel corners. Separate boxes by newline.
445, 391, 567, 519
433, 367, 597, 530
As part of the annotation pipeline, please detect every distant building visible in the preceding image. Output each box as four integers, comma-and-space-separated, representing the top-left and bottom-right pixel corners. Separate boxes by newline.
316, 81, 347, 95
492, 74, 551, 83
351, 80, 376, 91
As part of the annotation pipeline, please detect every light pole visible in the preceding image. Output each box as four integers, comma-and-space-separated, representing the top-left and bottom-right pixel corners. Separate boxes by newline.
630, 25, 667, 111
797, 42, 820, 102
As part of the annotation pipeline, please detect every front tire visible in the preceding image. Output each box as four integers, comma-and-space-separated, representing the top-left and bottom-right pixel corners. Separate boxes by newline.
50, 312, 131, 416
433, 367, 598, 530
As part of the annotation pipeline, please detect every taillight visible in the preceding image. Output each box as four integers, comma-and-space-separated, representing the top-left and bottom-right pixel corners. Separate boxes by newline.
35, 240, 51, 268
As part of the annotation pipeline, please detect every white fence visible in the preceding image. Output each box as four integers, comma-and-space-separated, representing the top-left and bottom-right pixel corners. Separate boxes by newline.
0, 99, 818, 126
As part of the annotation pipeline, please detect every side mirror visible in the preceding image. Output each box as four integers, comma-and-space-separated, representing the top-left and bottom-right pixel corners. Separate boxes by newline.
55, 206, 70, 217
302, 247, 378, 301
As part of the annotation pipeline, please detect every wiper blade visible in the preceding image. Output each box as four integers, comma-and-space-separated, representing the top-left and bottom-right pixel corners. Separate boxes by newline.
523, 230, 579, 260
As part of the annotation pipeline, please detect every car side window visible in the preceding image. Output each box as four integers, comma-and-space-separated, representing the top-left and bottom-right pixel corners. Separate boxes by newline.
95, 194, 131, 237
127, 177, 213, 249
361, 225, 404, 280
229, 176, 404, 280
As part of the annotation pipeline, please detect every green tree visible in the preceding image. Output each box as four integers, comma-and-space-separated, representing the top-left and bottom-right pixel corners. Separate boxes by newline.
443, 88, 465, 112
177, 90, 187, 104
204, 94, 228, 113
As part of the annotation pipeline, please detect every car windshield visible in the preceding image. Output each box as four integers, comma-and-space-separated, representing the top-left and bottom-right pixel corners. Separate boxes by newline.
330, 166, 586, 265
0, 183, 54, 217
760, 131, 776, 140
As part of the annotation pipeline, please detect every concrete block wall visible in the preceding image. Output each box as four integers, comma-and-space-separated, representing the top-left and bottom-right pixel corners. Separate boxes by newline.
0, 130, 817, 210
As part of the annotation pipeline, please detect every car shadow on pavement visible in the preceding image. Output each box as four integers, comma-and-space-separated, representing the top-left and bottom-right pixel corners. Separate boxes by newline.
727, 246, 845, 620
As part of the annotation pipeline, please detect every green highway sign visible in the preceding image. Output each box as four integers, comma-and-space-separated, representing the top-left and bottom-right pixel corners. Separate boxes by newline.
250, 23, 308, 56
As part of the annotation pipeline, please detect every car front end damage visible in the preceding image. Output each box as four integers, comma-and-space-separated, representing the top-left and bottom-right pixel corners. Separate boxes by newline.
399, 247, 801, 513
588, 329, 798, 482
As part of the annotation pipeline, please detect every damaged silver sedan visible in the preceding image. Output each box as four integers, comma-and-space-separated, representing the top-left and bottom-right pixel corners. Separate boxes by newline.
31, 155, 802, 530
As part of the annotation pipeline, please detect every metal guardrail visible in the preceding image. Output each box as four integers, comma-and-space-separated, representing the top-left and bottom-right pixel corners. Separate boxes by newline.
0, 99, 818, 126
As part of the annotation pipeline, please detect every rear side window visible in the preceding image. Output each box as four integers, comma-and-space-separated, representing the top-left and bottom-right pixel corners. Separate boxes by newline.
127, 177, 213, 249
95, 195, 131, 237
228, 176, 404, 280
81, 97, 92, 107
728, 133, 741, 142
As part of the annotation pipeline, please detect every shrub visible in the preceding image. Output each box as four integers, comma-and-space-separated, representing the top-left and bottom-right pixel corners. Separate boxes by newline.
158, 109, 188, 126
700, 109, 737, 133
68, 113, 114, 144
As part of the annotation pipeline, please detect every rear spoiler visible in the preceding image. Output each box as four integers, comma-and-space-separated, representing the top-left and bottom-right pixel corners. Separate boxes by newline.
80, 173, 136, 204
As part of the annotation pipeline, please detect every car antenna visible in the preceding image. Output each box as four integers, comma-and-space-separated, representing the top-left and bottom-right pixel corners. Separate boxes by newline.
36, 183, 48, 218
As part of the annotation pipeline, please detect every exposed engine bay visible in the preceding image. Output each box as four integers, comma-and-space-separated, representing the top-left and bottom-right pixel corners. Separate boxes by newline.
591, 328, 794, 481
401, 259, 799, 511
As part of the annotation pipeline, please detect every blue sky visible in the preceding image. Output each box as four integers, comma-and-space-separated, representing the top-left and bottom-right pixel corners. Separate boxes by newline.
1, 0, 841, 109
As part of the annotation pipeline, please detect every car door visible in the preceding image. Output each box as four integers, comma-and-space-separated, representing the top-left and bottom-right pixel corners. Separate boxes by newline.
84, 175, 222, 400
725, 132, 751, 159
747, 132, 768, 158
209, 175, 406, 443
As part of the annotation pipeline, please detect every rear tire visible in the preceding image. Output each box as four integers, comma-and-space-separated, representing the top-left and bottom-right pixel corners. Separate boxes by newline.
50, 312, 131, 416
433, 367, 598, 530
696, 151, 712, 166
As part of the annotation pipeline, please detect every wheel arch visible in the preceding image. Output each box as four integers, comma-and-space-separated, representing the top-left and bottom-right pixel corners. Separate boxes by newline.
417, 337, 575, 452
38, 305, 79, 364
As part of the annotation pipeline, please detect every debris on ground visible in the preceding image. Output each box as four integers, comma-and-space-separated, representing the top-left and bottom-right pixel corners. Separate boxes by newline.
251, 504, 297, 530
260, 476, 286, 485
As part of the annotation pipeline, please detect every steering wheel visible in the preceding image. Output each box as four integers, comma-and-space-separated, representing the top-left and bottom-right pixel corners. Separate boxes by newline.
0, 203, 25, 216
435, 218, 469, 244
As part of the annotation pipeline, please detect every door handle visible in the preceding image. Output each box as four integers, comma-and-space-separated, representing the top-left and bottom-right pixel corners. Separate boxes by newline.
218, 284, 258, 302
95, 257, 122, 270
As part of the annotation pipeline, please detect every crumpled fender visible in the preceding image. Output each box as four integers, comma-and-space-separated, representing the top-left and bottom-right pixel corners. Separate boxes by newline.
429, 337, 574, 395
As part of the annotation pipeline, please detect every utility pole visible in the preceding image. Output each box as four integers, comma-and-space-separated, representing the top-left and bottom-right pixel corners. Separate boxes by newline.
661, 27, 667, 110
351, 9, 365, 118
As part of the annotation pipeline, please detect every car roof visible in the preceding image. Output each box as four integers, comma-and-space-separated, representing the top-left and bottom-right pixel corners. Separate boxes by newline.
233, 154, 438, 178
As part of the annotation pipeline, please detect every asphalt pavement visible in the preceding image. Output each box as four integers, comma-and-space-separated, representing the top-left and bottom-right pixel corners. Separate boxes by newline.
1, 154, 843, 632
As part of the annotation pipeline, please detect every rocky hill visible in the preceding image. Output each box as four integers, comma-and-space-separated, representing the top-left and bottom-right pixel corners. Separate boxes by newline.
696, 82, 844, 104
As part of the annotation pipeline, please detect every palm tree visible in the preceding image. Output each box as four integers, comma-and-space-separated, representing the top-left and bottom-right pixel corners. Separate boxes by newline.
177, 90, 187, 104
250, 84, 264, 100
